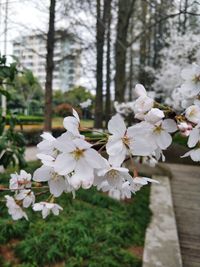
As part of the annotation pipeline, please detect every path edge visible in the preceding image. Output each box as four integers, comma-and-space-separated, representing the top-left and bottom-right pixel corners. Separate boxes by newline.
142, 175, 183, 267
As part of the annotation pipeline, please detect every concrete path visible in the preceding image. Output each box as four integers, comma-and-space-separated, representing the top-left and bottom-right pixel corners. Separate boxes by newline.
143, 175, 182, 267
25, 146, 37, 161
166, 163, 200, 267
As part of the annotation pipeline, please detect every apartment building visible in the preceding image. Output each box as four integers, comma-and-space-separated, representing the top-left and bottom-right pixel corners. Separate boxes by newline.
13, 30, 81, 91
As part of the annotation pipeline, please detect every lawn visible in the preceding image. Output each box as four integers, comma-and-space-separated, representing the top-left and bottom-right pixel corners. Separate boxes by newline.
0, 161, 151, 267
11, 118, 94, 131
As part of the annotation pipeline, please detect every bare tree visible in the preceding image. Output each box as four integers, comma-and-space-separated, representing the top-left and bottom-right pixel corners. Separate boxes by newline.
44, 0, 56, 131
114, 0, 135, 102
95, 0, 112, 128
105, 0, 112, 126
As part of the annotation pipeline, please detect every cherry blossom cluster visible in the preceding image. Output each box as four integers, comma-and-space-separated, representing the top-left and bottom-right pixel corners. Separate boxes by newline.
3, 63, 200, 221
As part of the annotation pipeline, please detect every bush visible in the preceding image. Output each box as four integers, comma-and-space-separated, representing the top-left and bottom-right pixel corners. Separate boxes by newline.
21, 126, 65, 146
54, 103, 82, 118
6, 115, 44, 125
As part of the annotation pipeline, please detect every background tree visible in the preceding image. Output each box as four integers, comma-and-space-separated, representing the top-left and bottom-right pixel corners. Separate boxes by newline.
8, 70, 44, 115
114, 0, 135, 102
44, 0, 56, 131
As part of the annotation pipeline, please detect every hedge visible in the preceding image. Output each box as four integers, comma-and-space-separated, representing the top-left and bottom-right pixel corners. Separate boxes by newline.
20, 126, 65, 146
18, 126, 101, 146
6, 115, 44, 125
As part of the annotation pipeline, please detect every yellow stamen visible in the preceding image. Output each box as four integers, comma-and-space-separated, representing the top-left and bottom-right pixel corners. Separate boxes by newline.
72, 148, 84, 160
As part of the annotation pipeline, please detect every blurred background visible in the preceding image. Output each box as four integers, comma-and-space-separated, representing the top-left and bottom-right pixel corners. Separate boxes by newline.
0, 1, 200, 266
0, 0, 199, 131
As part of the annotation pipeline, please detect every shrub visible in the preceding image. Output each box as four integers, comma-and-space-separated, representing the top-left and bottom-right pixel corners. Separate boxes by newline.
54, 103, 82, 118
5, 115, 44, 125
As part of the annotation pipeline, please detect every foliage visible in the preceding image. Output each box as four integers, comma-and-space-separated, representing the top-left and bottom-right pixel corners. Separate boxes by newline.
0, 115, 26, 169
7, 70, 44, 115
53, 86, 94, 108
54, 103, 82, 117
0, 161, 150, 267
5, 115, 44, 125
0, 55, 26, 169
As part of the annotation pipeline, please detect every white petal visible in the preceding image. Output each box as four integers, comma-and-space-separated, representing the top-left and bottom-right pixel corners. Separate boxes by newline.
155, 131, 172, 149
48, 176, 66, 197
75, 158, 94, 179
42, 207, 50, 219
84, 148, 107, 169
108, 150, 126, 166
188, 127, 200, 148
54, 153, 76, 175
33, 203, 43, 211
54, 139, 75, 153
33, 165, 53, 182
181, 151, 192, 158
41, 132, 55, 141
130, 138, 155, 156
72, 109, 80, 122
135, 84, 147, 97
162, 119, 177, 133
181, 67, 194, 80
106, 138, 124, 155
63, 116, 80, 136
73, 138, 91, 150
190, 149, 200, 161
108, 114, 126, 136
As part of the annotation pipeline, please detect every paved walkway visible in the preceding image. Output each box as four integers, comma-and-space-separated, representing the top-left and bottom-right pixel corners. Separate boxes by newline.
25, 146, 37, 161
166, 163, 200, 267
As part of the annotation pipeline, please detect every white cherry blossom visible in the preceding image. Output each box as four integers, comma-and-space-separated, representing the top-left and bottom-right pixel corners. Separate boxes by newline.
182, 148, 200, 162
187, 125, 200, 148
147, 119, 177, 150
63, 108, 81, 137
33, 202, 63, 219
133, 95, 154, 119
131, 177, 159, 193
80, 99, 92, 108
33, 165, 67, 197
144, 108, 165, 124
181, 63, 200, 97
54, 138, 106, 189
5, 195, 28, 220
15, 190, 35, 208
9, 170, 32, 191
185, 105, 200, 124
106, 114, 155, 166
177, 122, 193, 137
134, 84, 147, 97
37, 132, 56, 155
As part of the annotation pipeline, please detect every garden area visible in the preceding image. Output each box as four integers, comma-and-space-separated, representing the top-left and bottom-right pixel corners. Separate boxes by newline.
0, 0, 200, 267
0, 161, 150, 267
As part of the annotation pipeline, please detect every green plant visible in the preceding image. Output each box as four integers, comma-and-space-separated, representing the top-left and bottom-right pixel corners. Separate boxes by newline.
0, 161, 151, 267
0, 56, 26, 168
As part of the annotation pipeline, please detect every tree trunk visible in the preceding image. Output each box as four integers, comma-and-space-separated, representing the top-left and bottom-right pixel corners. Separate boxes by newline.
94, 0, 111, 128
44, 0, 56, 131
105, 0, 112, 126
115, 0, 135, 102
138, 0, 147, 83
94, 0, 104, 128
182, 0, 189, 34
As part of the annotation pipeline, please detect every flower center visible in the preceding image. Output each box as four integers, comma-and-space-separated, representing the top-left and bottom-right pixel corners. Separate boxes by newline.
193, 75, 200, 83
153, 124, 163, 133
107, 169, 118, 179
72, 148, 84, 160
122, 135, 130, 146
188, 108, 197, 117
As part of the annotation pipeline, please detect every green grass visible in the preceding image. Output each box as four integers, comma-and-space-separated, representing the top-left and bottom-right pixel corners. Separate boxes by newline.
0, 161, 151, 267
173, 132, 188, 147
